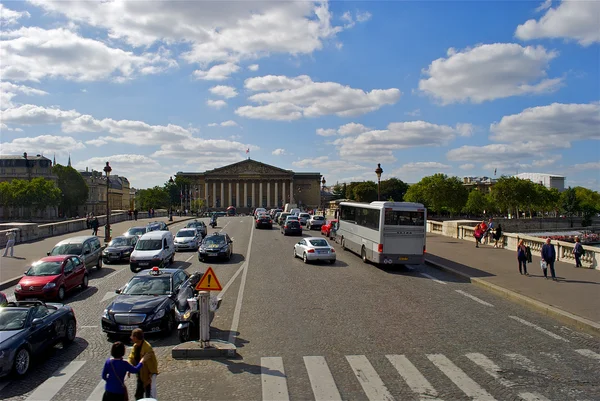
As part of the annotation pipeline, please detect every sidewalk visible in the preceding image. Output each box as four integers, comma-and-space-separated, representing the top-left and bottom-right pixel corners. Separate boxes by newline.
425, 233, 600, 336
0, 215, 196, 290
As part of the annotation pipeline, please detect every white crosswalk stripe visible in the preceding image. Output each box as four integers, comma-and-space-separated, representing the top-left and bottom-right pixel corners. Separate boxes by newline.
86, 380, 106, 401
386, 354, 441, 400
303, 356, 342, 401
261, 357, 290, 401
346, 355, 395, 401
26, 360, 86, 401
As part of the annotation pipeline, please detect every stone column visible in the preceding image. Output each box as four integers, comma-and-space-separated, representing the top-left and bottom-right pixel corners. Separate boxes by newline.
228, 182, 232, 207
212, 181, 216, 208
244, 182, 248, 208
259, 182, 263, 208
290, 180, 294, 204
275, 182, 278, 208
220, 182, 224, 208
282, 181, 286, 206
251, 182, 256, 208
267, 182, 271, 208
236, 182, 240, 208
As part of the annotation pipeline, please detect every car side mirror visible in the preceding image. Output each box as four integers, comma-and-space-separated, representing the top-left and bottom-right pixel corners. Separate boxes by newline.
115, 288, 122, 294
32, 318, 43, 326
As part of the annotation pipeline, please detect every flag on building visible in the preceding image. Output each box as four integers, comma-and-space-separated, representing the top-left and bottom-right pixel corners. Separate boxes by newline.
246, 148, 249, 154
494, 168, 497, 176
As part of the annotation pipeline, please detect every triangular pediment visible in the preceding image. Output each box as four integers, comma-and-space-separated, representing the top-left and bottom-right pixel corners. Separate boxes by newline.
205, 159, 293, 177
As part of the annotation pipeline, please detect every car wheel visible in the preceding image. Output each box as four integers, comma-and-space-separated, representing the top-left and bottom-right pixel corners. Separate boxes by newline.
170, 254, 175, 264
13, 347, 30, 376
96, 257, 102, 270
81, 274, 89, 289
293, 248, 297, 258
303, 253, 309, 264
103, 258, 110, 265
307, 224, 311, 230
361, 247, 368, 263
130, 265, 140, 273
57, 286, 66, 301
63, 318, 77, 345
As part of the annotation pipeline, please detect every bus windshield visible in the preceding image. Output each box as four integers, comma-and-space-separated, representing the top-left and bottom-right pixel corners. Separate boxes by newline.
384, 210, 425, 226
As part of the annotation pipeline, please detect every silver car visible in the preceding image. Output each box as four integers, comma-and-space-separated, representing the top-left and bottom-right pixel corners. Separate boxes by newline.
306, 215, 326, 230
293, 237, 336, 264
174, 228, 201, 252
297, 213, 311, 226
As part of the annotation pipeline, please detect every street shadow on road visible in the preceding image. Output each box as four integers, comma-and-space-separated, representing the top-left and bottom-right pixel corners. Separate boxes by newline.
65, 286, 99, 304
425, 254, 495, 278
173, 261, 193, 270
221, 254, 246, 265
210, 328, 250, 349
214, 356, 282, 377
89, 266, 120, 279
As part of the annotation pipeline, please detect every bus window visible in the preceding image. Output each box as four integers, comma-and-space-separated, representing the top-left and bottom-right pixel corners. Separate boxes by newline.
384, 210, 425, 226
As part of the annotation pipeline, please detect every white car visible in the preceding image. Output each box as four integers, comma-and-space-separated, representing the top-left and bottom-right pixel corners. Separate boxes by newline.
297, 213, 311, 226
174, 228, 201, 252
306, 215, 326, 230
293, 237, 336, 264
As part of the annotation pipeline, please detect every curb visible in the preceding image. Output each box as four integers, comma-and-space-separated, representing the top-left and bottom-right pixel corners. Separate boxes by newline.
0, 217, 196, 292
425, 258, 600, 338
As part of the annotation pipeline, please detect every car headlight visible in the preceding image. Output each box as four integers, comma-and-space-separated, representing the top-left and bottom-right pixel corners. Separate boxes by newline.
123, 250, 131, 255
153, 309, 165, 320
152, 254, 161, 259
102, 309, 109, 319
103, 249, 109, 255
44, 282, 56, 289
183, 310, 191, 320
16, 284, 22, 291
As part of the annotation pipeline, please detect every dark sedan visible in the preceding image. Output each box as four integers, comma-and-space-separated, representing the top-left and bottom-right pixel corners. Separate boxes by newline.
0, 300, 77, 377
198, 233, 233, 262
255, 215, 273, 229
102, 236, 138, 264
101, 267, 189, 337
186, 220, 207, 238
281, 220, 302, 236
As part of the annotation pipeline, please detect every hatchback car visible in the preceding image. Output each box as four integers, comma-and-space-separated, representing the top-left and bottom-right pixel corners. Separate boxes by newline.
48, 236, 102, 271
293, 237, 336, 264
278, 213, 291, 225
15, 256, 88, 301
198, 233, 233, 262
186, 220, 207, 237
321, 219, 339, 237
174, 228, 201, 252
281, 220, 302, 236
307, 215, 326, 230
297, 213, 311, 226
146, 221, 169, 232
124, 226, 147, 238
255, 215, 273, 229
103, 236, 137, 264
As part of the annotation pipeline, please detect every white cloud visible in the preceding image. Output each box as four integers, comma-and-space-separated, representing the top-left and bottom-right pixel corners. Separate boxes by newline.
0, 135, 85, 155
1, 104, 81, 125
0, 82, 48, 109
220, 120, 238, 127
0, 4, 30, 26
532, 155, 562, 167
292, 156, 366, 172
337, 122, 371, 136
535, 0, 553, 13
460, 163, 475, 170
418, 43, 561, 104
208, 123, 218, 127
571, 162, 600, 172
516, 1, 600, 46
85, 139, 108, 147
447, 143, 544, 168
236, 75, 400, 120
193, 63, 240, 81
340, 10, 372, 28
272, 148, 287, 156
490, 103, 600, 148
392, 162, 451, 175
209, 85, 238, 98
316, 128, 337, 137
1, 26, 177, 82
206, 99, 227, 109
74, 154, 162, 180
151, 138, 257, 162
248, 64, 259, 71
356, 11, 372, 23
405, 109, 421, 117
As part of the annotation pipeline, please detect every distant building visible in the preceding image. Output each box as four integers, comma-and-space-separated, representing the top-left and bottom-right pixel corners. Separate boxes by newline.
462, 176, 497, 194
77, 168, 132, 216
0, 153, 57, 184
515, 173, 565, 192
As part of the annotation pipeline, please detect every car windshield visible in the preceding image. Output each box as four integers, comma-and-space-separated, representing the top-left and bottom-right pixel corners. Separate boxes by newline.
26, 261, 62, 276
123, 276, 171, 295
308, 239, 329, 247
203, 236, 226, 246
312, 216, 324, 220
287, 216, 298, 220
135, 239, 162, 251
300, 214, 310, 218
0, 309, 29, 331
127, 228, 145, 236
177, 231, 195, 238
110, 237, 133, 247
288, 221, 300, 227
50, 244, 82, 255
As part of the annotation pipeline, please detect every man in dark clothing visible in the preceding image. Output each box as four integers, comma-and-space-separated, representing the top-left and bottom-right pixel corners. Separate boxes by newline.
134, 209, 138, 220
541, 238, 557, 280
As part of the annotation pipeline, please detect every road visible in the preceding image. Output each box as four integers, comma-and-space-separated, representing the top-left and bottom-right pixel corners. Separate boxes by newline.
0, 216, 598, 401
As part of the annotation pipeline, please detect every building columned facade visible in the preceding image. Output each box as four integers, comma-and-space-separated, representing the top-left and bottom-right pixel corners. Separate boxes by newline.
176, 159, 321, 213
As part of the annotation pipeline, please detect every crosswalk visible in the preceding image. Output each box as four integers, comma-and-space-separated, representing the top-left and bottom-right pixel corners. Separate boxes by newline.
2, 348, 599, 401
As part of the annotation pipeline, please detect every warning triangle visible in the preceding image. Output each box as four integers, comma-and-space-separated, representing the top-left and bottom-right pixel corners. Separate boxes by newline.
195, 267, 223, 291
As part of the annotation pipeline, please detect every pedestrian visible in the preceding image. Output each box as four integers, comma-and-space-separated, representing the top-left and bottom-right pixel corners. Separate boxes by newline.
517, 239, 528, 275
128, 329, 158, 400
2, 229, 16, 257
92, 217, 99, 236
573, 236, 584, 268
541, 237, 557, 280
473, 223, 483, 248
485, 218, 494, 245
102, 341, 148, 401
134, 209, 138, 221
493, 224, 503, 248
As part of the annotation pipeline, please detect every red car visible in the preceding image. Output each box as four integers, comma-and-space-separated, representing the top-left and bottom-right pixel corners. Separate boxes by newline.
321, 219, 338, 237
15, 256, 88, 302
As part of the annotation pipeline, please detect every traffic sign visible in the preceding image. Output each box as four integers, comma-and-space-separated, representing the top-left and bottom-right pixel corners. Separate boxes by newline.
195, 267, 223, 291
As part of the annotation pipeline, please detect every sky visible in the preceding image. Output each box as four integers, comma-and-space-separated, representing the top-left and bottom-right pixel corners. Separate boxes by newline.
0, 0, 599, 190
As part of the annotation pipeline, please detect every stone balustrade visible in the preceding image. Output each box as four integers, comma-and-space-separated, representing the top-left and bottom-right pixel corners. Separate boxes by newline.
427, 219, 599, 270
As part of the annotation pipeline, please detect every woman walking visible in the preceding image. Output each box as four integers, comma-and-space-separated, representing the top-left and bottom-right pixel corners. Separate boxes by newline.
573, 236, 584, 268
493, 224, 503, 248
102, 341, 147, 401
517, 239, 528, 275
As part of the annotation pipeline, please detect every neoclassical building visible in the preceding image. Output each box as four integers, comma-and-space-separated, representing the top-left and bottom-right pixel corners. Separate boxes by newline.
176, 159, 321, 213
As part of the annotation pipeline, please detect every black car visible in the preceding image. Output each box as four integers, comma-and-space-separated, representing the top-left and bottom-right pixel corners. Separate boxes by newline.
255, 215, 273, 229
281, 220, 302, 236
198, 233, 233, 262
146, 221, 169, 232
186, 220, 207, 237
0, 300, 77, 377
124, 226, 147, 238
102, 236, 138, 264
101, 267, 189, 337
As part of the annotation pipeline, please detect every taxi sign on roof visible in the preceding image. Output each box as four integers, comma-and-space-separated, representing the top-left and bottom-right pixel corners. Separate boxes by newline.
195, 267, 223, 291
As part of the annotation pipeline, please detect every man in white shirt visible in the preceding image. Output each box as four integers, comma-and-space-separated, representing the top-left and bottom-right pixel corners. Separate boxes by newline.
2, 229, 16, 257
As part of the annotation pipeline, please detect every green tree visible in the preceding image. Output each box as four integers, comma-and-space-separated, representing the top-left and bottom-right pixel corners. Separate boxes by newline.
574, 187, 600, 226
380, 178, 408, 201
53, 164, 89, 217
444, 176, 468, 216
344, 182, 359, 201
332, 183, 345, 199
136, 186, 169, 210
28, 178, 61, 215
490, 176, 521, 218
463, 190, 487, 216
560, 187, 580, 228
352, 181, 378, 202
403, 182, 427, 205
191, 199, 205, 213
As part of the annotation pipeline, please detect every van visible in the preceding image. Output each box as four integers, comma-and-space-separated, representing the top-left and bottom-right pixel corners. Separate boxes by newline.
289, 208, 301, 216
48, 236, 103, 271
130, 231, 175, 272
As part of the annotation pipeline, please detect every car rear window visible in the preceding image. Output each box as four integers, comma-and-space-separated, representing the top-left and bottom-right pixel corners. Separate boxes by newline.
309, 239, 329, 247
287, 221, 300, 227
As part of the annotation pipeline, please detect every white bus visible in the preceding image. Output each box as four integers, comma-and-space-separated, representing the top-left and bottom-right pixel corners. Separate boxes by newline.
337, 201, 427, 265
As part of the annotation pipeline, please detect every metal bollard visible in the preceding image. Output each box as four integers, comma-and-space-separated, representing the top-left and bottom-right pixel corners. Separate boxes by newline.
198, 291, 210, 347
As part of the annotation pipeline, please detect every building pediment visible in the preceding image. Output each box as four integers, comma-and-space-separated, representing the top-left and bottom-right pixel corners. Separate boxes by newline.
205, 160, 293, 177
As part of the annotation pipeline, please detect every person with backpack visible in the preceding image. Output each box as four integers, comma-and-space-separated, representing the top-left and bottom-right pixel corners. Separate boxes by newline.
573, 236, 585, 268
516, 239, 528, 276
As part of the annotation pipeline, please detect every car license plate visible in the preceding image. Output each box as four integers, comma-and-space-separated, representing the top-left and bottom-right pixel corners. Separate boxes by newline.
110, 255, 119, 259
399, 257, 409, 261
138, 262, 149, 266
318, 250, 327, 254
119, 325, 138, 331
208, 253, 218, 257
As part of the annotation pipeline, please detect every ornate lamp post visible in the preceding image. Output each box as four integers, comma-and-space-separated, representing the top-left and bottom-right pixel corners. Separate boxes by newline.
168, 176, 174, 221
375, 163, 383, 201
321, 177, 326, 216
104, 162, 112, 242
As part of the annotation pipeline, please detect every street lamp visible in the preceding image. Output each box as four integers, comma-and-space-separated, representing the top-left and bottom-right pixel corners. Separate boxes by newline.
168, 176, 174, 221
375, 163, 383, 201
103, 162, 112, 242
321, 177, 326, 216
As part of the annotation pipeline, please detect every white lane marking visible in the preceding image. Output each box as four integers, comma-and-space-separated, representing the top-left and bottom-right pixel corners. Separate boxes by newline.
26, 360, 86, 401
386, 354, 441, 400
427, 354, 496, 401
346, 355, 395, 401
455, 290, 494, 307
466, 353, 515, 387
420, 272, 447, 285
227, 219, 254, 346
86, 380, 106, 401
575, 349, 600, 361
504, 354, 541, 373
185, 254, 195, 263
103, 268, 126, 281
219, 221, 231, 233
218, 262, 246, 299
518, 393, 551, 401
79, 325, 98, 329
261, 357, 290, 401
508, 316, 569, 342
303, 356, 342, 401
100, 291, 118, 303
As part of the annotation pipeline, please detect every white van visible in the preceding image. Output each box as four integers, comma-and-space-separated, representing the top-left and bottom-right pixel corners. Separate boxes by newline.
130, 231, 175, 272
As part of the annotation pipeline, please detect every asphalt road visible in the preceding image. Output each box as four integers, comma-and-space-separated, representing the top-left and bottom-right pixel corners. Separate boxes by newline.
0, 216, 598, 401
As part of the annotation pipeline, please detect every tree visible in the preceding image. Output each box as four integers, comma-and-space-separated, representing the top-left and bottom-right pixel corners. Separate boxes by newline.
380, 178, 408, 201
490, 176, 521, 218
352, 181, 377, 202
404, 182, 427, 205
136, 186, 169, 210
560, 187, 580, 228
191, 199, 205, 213
463, 190, 487, 216
444, 176, 468, 216
574, 186, 600, 226
53, 164, 89, 217
332, 183, 345, 199
28, 178, 61, 215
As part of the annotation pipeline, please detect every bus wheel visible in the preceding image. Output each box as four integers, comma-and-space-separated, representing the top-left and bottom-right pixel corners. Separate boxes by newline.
361, 247, 368, 263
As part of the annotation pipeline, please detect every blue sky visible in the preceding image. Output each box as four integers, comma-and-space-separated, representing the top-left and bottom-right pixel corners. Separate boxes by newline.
1, 0, 598, 190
